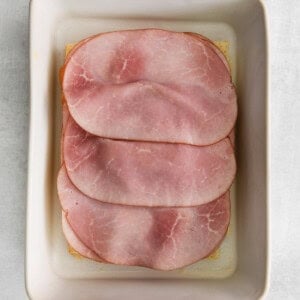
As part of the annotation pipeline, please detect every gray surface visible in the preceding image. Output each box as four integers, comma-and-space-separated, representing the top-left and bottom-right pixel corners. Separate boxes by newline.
0, 0, 29, 299
266, 0, 300, 299
0, 0, 299, 299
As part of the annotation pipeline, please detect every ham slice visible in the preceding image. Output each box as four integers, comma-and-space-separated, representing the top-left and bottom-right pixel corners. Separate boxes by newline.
228, 129, 235, 147
60, 102, 69, 164
61, 212, 103, 262
64, 116, 236, 207
62, 29, 237, 146
186, 32, 231, 73
58, 166, 230, 270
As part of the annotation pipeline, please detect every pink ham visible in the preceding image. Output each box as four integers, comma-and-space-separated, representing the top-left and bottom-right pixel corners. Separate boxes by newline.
64, 116, 236, 207
186, 32, 231, 73
60, 102, 70, 164
228, 129, 235, 147
62, 29, 237, 146
61, 212, 103, 262
58, 166, 230, 270
61, 101, 69, 132
186, 32, 236, 145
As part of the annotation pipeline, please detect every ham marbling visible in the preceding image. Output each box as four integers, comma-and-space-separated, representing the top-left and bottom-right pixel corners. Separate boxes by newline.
62, 29, 237, 146
58, 166, 230, 271
63, 116, 236, 207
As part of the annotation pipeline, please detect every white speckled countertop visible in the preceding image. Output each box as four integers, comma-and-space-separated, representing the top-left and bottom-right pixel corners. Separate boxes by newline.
0, 0, 299, 299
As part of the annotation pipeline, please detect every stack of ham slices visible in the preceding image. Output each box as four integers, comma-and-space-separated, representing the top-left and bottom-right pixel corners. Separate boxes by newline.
58, 29, 237, 271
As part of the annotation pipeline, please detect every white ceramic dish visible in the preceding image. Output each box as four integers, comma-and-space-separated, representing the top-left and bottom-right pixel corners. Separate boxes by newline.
27, 0, 269, 299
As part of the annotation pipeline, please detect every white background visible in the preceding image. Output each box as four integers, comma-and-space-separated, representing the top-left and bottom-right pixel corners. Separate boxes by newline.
0, 0, 299, 299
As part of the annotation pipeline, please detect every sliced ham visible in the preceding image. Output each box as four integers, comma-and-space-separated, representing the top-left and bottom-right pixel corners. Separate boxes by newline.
186, 32, 231, 73
62, 29, 237, 146
61, 212, 103, 262
58, 166, 230, 270
64, 116, 236, 207
228, 129, 235, 147
60, 102, 69, 164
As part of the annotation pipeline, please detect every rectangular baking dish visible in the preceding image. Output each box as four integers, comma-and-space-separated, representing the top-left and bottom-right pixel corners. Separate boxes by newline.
27, 0, 269, 299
